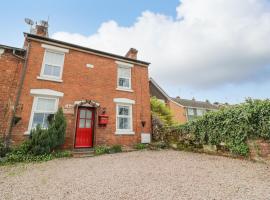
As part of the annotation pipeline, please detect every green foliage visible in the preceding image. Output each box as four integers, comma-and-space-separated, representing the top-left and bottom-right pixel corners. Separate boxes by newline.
0, 108, 68, 165
48, 108, 67, 149
94, 145, 110, 155
29, 108, 67, 155
1, 150, 71, 165
134, 143, 147, 150
0, 137, 10, 157
109, 145, 122, 153
155, 99, 270, 156
30, 125, 52, 155
150, 97, 174, 126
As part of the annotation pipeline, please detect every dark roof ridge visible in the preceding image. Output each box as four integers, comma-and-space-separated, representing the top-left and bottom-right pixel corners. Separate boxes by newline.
24, 33, 150, 66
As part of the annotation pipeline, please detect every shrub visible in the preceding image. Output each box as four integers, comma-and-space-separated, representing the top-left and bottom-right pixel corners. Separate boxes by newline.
94, 145, 109, 155
153, 99, 270, 156
29, 125, 52, 155
0, 137, 10, 157
48, 108, 67, 149
151, 97, 174, 126
29, 108, 67, 155
109, 145, 122, 153
1, 150, 72, 165
134, 143, 147, 150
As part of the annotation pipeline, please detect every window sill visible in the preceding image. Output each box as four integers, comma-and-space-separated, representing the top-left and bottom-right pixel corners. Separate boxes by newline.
116, 88, 134, 93
37, 76, 63, 83
115, 131, 135, 135
24, 131, 30, 135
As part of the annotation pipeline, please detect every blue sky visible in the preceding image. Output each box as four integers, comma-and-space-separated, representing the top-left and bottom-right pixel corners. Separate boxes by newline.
1, 0, 270, 104
0, 0, 179, 47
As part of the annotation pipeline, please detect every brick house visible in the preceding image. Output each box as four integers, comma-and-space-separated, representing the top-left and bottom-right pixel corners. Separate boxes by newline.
149, 78, 218, 124
0, 22, 151, 149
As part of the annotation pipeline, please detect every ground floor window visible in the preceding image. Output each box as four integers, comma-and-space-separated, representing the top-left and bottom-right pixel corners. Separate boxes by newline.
117, 104, 132, 130
29, 97, 58, 129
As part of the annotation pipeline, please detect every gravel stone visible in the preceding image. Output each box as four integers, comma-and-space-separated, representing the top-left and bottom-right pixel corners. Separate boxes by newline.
0, 150, 269, 200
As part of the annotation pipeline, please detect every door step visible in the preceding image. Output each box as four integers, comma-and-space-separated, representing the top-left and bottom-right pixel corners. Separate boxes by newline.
72, 148, 95, 158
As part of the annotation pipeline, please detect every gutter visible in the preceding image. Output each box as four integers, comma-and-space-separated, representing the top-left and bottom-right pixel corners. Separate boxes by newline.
5, 42, 30, 147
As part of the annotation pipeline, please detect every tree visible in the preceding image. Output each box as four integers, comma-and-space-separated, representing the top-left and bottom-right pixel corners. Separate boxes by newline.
150, 97, 174, 126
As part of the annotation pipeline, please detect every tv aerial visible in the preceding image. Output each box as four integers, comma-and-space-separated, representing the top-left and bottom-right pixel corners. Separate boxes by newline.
24, 18, 34, 26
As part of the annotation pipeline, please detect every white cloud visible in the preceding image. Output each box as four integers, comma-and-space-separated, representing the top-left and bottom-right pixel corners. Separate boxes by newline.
52, 0, 270, 89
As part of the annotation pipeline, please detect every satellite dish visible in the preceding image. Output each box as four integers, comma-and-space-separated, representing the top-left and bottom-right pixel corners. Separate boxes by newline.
24, 18, 34, 26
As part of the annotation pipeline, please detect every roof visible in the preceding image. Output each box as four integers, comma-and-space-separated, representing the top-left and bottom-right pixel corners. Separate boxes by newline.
149, 78, 218, 110
149, 78, 171, 100
171, 97, 218, 110
0, 44, 25, 52
24, 33, 150, 66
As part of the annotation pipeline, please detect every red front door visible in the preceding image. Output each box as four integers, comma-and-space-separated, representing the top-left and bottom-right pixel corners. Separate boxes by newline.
75, 107, 94, 148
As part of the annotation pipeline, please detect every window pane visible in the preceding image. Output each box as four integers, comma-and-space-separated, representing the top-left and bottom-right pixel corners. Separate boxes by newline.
197, 109, 204, 116
32, 113, 44, 128
118, 106, 129, 116
52, 66, 61, 77
44, 64, 53, 75
80, 110, 86, 118
79, 119, 85, 128
44, 64, 61, 77
86, 110, 92, 119
36, 98, 55, 112
118, 78, 130, 88
188, 108, 194, 115
118, 117, 130, 130
118, 67, 130, 78
85, 120, 91, 128
45, 51, 64, 66
43, 113, 51, 128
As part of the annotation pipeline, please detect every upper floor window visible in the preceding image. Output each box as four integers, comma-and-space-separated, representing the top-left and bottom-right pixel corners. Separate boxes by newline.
116, 61, 133, 91
42, 50, 65, 79
38, 44, 69, 82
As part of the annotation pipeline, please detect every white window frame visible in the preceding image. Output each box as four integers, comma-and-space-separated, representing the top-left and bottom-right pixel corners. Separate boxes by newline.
25, 89, 63, 135
114, 98, 135, 135
188, 108, 195, 115
116, 61, 134, 92
197, 109, 205, 116
38, 44, 69, 82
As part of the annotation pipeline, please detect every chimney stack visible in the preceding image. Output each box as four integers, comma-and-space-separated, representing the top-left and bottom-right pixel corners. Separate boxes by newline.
125, 48, 138, 60
31, 20, 49, 37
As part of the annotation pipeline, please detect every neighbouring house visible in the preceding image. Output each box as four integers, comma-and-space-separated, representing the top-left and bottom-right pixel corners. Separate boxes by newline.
149, 78, 218, 124
0, 21, 151, 149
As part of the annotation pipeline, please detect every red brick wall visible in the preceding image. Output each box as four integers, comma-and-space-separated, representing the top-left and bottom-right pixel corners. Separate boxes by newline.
168, 100, 187, 124
11, 40, 151, 148
0, 49, 24, 138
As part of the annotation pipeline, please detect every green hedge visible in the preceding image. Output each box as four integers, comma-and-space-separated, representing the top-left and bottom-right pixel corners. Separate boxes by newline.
154, 99, 270, 156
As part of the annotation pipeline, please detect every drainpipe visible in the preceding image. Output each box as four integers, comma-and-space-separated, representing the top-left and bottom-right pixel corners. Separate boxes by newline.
5, 42, 30, 147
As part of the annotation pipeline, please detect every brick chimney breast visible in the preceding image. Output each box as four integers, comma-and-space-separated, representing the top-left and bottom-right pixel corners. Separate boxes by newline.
125, 48, 138, 60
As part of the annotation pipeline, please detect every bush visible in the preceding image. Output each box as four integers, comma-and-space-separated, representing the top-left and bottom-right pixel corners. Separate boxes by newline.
151, 97, 174, 126
109, 145, 122, 153
1, 150, 72, 165
153, 99, 270, 156
134, 143, 147, 150
30, 125, 52, 155
94, 145, 109, 155
0, 137, 10, 157
29, 108, 67, 155
48, 108, 67, 149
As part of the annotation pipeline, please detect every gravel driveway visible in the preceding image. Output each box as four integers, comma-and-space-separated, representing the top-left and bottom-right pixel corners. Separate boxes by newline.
0, 150, 269, 200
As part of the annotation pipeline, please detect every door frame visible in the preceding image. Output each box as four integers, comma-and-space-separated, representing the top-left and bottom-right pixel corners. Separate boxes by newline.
74, 106, 96, 149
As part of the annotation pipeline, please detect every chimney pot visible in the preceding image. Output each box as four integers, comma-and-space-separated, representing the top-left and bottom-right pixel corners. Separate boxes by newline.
125, 48, 138, 60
